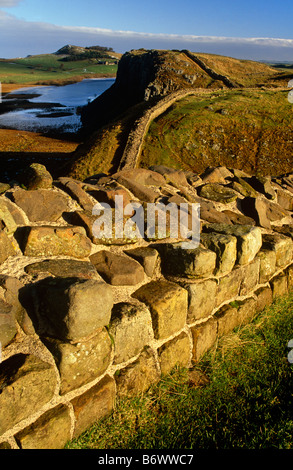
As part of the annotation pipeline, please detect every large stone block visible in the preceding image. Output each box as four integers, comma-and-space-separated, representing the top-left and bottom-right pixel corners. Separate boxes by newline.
43, 328, 112, 395
270, 274, 288, 299
216, 268, 243, 307
0, 354, 57, 436
90, 250, 145, 286
262, 233, 293, 268
0, 299, 17, 347
159, 242, 217, 278
124, 246, 159, 278
191, 318, 218, 361
0, 197, 26, 235
202, 224, 262, 265
71, 375, 116, 439
237, 297, 257, 326
115, 347, 160, 397
200, 232, 237, 275
21, 225, 92, 258
239, 258, 260, 296
183, 279, 217, 323
109, 302, 154, 364
256, 249, 277, 283
215, 304, 239, 337
11, 189, 69, 222
158, 332, 191, 375
255, 286, 273, 312
0, 230, 15, 264
132, 280, 188, 340
15, 405, 71, 449
32, 277, 113, 341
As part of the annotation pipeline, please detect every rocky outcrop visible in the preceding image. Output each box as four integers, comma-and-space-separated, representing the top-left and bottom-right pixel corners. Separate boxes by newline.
1, 162, 293, 448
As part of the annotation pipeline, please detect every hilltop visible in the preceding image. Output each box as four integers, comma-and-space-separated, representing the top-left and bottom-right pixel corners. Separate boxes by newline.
65, 48, 293, 180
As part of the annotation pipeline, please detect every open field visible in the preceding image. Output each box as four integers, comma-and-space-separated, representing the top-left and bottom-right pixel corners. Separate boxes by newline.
0, 53, 118, 86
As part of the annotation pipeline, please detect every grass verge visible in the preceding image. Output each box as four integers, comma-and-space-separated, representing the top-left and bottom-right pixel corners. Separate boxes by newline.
66, 291, 293, 450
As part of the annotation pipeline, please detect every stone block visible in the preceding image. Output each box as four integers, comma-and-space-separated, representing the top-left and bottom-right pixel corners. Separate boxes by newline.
32, 277, 113, 341
159, 242, 217, 278
11, 189, 69, 222
237, 297, 257, 326
115, 347, 160, 397
0, 299, 17, 347
71, 376, 116, 439
21, 163, 53, 190
132, 280, 188, 340
22, 225, 92, 258
191, 318, 218, 361
262, 233, 293, 268
15, 405, 71, 449
0, 354, 57, 436
255, 286, 273, 312
124, 246, 159, 278
90, 250, 145, 286
0, 230, 15, 264
43, 328, 112, 395
109, 302, 154, 364
270, 274, 288, 299
239, 258, 260, 296
200, 232, 237, 275
24, 259, 97, 280
240, 196, 271, 229
215, 304, 239, 337
183, 279, 217, 323
0, 198, 26, 235
158, 332, 191, 375
286, 265, 293, 290
198, 183, 238, 203
202, 224, 262, 265
216, 268, 242, 307
256, 249, 277, 283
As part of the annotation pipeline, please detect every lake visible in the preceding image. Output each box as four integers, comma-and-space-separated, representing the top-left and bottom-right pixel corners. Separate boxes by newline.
0, 78, 115, 134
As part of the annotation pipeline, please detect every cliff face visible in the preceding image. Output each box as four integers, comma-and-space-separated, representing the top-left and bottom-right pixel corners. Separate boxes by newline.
80, 49, 218, 136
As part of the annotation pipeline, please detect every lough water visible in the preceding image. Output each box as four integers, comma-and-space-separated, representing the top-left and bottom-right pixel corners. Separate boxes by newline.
0, 78, 115, 134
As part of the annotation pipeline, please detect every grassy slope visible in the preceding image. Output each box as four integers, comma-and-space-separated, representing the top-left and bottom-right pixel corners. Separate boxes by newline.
0, 53, 118, 85
139, 88, 293, 176
67, 292, 293, 450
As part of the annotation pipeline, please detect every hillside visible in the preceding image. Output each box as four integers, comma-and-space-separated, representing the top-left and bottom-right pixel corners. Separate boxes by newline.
66, 48, 293, 180
0, 45, 120, 86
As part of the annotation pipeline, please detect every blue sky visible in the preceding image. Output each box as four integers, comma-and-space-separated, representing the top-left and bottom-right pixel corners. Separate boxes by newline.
1, 0, 293, 60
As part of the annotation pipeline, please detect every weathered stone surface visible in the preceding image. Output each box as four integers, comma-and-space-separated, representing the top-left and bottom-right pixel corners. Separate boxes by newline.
15, 405, 71, 449
262, 233, 293, 268
115, 346, 160, 397
115, 176, 159, 203
0, 441, 11, 449
255, 286, 273, 312
11, 189, 69, 222
222, 210, 256, 226
215, 304, 239, 338
124, 246, 159, 277
237, 297, 257, 326
21, 163, 53, 190
198, 183, 238, 204
191, 318, 218, 361
200, 232, 237, 275
0, 183, 10, 195
89, 187, 132, 211
71, 376, 116, 439
90, 250, 145, 286
159, 242, 216, 278
158, 332, 191, 375
257, 249, 277, 283
0, 229, 15, 264
71, 209, 142, 245
22, 225, 91, 258
276, 188, 293, 211
109, 302, 153, 364
216, 268, 242, 306
239, 258, 260, 296
132, 280, 188, 340
183, 279, 217, 323
231, 177, 259, 198
240, 197, 271, 229
265, 200, 289, 222
24, 259, 97, 279
149, 165, 188, 188
247, 175, 276, 200
0, 299, 17, 347
32, 277, 113, 341
202, 224, 262, 265
113, 168, 166, 187
0, 197, 26, 235
286, 265, 293, 290
200, 166, 233, 184
200, 207, 232, 224
56, 177, 94, 211
43, 328, 112, 395
270, 274, 288, 299
0, 354, 57, 436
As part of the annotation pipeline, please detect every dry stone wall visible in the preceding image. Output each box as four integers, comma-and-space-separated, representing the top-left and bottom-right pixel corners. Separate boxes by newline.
1, 162, 293, 449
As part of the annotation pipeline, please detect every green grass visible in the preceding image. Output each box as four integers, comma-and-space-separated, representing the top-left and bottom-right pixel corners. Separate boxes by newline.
67, 292, 293, 450
0, 54, 117, 84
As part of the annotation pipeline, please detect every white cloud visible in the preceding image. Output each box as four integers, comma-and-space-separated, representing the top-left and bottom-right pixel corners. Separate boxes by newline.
0, 0, 22, 6
0, 10, 293, 61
